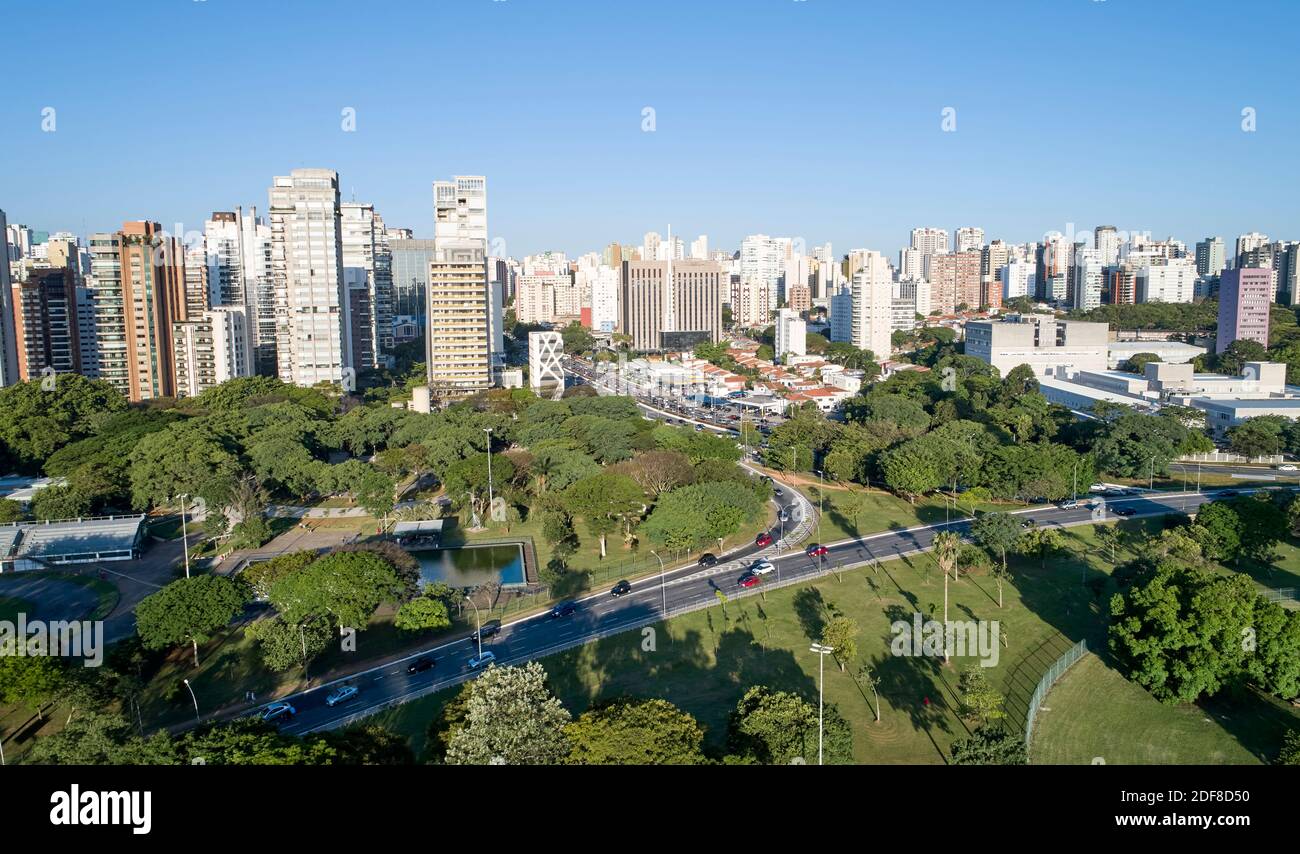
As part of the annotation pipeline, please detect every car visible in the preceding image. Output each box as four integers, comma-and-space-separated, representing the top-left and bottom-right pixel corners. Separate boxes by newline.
1279, 464, 1298, 472
610, 579, 632, 597
697, 553, 718, 567
1113, 507, 1137, 517
467, 651, 497, 670
806, 544, 829, 558
737, 573, 762, 589
1021, 518, 1036, 528
749, 559, 775, 575
1219, 490, 1238, 497
470, 620, 502, 643
550, 600, 579, 619
407, 657, 435, 674
261, 702, 296, 723
325, 685, 358, 707
1059, 500, 1078, 510
755, 532, 773, 547
694, 424, 704, 432
773, 487, 784, 497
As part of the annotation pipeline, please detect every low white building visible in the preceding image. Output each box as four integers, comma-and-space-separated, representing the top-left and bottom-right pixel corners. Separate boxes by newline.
1106, 340, 1206, 370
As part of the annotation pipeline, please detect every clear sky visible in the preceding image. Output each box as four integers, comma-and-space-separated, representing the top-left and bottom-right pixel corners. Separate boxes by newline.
2, 0, 1297, 258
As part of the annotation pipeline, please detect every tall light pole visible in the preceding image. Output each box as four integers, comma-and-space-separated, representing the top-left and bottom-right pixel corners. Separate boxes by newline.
810, 643, 834, 765
465, 595, 483, 659
815, 469, 824, 540
178, 494, 191, 579
182, 678, 200, 725
651, 550, 666, 616
483, 428, 495, 512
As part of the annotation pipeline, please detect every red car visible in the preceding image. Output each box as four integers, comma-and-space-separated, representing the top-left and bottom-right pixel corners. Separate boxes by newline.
755, 532, 773, 547
806, 544, 828, 558
737, 573, 762, 589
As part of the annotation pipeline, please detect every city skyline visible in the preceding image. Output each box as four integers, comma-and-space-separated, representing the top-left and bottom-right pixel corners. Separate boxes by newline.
3, 0, 1299, 255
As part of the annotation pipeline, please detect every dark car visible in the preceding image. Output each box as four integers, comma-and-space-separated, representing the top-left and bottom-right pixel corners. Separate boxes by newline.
1021, 518, 1036, 528
1113, 507, 1137, 517
470, 620, 502, 643
697, 553, 718, 567
407, 656, 435, 674
806, 544, 829, 558
610, 579, 632, 598
1219, 490, 1238, 497
550, 600, 579, 619
755, 532, 773, 547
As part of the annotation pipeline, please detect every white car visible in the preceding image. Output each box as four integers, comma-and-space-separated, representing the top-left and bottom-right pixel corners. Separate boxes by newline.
1277, 464, 1297, 472
749, 559, 776, 575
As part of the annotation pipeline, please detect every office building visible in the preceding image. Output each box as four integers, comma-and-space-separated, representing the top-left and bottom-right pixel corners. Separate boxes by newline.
621, 259, 724, 351
965, 314, 1109, 376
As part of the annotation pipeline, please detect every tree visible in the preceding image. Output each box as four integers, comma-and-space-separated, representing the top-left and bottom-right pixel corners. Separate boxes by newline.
1226, 416, 1286, 459
1121, 352, 1162, 374
933, 530, 961, 659
566, 698, 707, 765
1017, 526, 1063, 569
135, 575, 249, 666
820, 616, 859, 672
957, 665, 1006, 726
563, 472, 645, 558
1280, 730, 1300, 765
24, 710, 180, 766
245, 616, 333, 673
179, 718, 338, 765
640, 481, 764, 552
0, 653, 67, 716
1109, 563, 1257, 704
0, 374, 126, 469
0, 498, 24, 522
949, 726, 1027, 765
855, 664, 883, 723
970, 512, 1021, 607
394, 593, 453, 633
611, 450, 694, 498
128, 421, 242, 511
242, 550, 316, 600
726, 685, 853, 765
268, 550, 405, 630
445, 662, 572, 765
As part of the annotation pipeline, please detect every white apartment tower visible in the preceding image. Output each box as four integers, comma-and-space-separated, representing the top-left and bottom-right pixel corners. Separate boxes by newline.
955, 227, 985, 253
205, 207, 276, 376
774, 308, 807, 362
0, 209, 18, 387
850, 250, 893, 361
268, 168, 350, 388
340, 202, 394, 370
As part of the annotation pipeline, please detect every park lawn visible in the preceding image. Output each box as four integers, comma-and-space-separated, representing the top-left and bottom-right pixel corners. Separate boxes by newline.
368, 520, 1160, 763
1030, 653, 1299, 764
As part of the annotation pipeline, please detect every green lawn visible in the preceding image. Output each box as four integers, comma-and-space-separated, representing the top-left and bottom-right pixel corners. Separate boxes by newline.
1031, 653, 1299, 764
0, 594, 34, 624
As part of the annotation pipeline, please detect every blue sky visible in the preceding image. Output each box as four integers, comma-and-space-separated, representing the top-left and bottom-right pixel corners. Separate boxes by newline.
2, 0, 1298, 258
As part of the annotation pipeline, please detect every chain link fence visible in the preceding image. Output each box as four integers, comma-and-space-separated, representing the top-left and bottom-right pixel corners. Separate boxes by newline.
1023, 639, 1088, 748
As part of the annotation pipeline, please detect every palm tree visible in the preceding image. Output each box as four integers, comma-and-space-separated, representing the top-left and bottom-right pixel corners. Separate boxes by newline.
933, 531, 962, 664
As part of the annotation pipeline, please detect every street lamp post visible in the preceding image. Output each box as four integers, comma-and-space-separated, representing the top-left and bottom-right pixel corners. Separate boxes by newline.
179, 494, 191, 579
182, 678, 200, 725
651, 550, 666, 616
815, 469, 824, 540
810, 643, 834, 765
465, 595, 483, 659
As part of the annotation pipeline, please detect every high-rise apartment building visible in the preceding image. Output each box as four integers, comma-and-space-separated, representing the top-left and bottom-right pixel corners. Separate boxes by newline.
1235, 232, 1269, 267
690, 235, 708, 260
955, 227, 984, 253
205, 208, 276, 376
11, 266, 80, 380
1137, 260, 1197, 304
774, 308, 806, 362
1071, 250, 1104, 311
850, 250, 893, 360
1094, 226, 1122, 267
340, 201, 394, 370
730, 277, 771, 329
1037, 233, 1072, 303
427, 176, 492, 399
173, 306, 251, 398
1195, 237, 1226, 278
740, 234, 791, 311
0, 209, 18, 387
269, 169, 349, 388
910, 227, 949, 256
929, 250, 981, 314
1001, 261, 1036, 301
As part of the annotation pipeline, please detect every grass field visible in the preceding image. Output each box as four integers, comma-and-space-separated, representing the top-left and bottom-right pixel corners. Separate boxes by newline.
0, 594, 35, 624
1031, 654, 1299, 764
367, 518, 1300, 763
